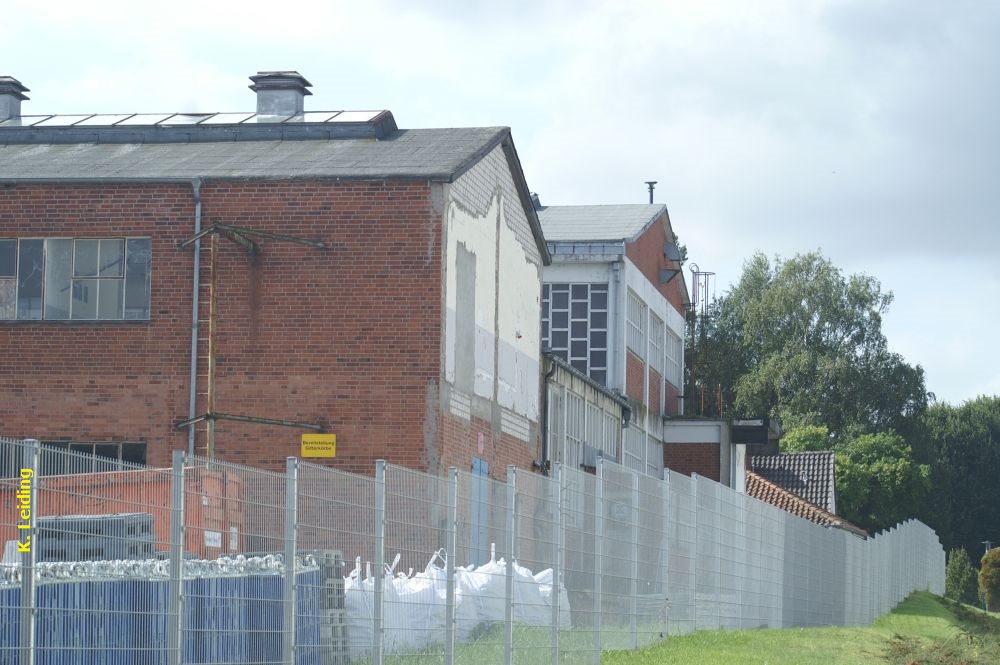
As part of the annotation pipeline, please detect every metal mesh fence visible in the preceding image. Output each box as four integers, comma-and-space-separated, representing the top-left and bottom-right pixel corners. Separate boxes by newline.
1, 437, 946, 664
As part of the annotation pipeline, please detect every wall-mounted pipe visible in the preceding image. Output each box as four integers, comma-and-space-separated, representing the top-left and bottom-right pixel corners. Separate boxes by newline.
537, 357, 558, 475
186, 178, 203, 457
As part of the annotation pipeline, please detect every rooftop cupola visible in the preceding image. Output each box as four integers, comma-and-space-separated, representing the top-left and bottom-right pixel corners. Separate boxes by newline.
0, 76, 29, 122
248, 71, 312, 116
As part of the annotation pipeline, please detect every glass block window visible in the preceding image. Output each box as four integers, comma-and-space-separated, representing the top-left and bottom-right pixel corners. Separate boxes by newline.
542, 282, 609, 384
649, 313, 665, 375
0, 237, 151, 321
626, 289, 647, 359
666, 329, 683, 387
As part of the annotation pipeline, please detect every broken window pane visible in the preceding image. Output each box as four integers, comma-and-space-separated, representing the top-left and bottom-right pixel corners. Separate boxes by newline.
99, 239, 125, 277
17, 239, 43, 320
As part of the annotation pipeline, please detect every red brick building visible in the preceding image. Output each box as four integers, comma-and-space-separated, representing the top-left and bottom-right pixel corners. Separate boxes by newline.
0, 72, 549, 479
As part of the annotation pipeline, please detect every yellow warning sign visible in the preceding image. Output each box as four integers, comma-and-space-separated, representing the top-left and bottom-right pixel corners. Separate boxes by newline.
301, 433, 336, 458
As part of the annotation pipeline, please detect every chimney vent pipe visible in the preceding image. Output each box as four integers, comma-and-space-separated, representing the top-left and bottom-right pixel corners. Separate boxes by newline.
0, 76, 29, 122
249, 71, 312, 117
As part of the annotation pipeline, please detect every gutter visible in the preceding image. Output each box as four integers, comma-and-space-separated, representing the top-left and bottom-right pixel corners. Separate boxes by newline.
187, 178, 203, 456
537, 357, 559, 476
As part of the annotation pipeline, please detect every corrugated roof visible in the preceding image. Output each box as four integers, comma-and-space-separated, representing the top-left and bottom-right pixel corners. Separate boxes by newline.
746, 471, 867, 538
751, 451, 837, 513
0, 127, 507, 182
536, 204, 664, 242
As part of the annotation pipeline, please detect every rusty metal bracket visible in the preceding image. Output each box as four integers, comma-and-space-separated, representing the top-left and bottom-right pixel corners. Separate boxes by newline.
177, 222, 326, 251
176, 411, 324, 432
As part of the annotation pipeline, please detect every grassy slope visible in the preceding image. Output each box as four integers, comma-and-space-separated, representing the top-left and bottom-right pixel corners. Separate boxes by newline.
602, 592, 1000, 665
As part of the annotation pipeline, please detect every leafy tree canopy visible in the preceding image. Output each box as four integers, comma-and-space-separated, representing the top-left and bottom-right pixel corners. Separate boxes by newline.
781, 425, 930, 533
834, 431, 931, 533
686, 251, 928, 435
912, 396, 1000, 556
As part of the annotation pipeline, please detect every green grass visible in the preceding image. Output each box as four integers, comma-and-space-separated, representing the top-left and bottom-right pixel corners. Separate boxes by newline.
602, 592, 1000, 665
363, 593, 1000, 665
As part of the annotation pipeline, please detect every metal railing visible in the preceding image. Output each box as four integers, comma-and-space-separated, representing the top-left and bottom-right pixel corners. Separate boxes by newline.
0, 436, 946, 664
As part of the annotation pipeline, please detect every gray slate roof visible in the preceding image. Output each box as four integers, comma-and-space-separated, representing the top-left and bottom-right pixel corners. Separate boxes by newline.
0, 127, 507, 182
750, 451, 837, 514
536, 204, 665, 242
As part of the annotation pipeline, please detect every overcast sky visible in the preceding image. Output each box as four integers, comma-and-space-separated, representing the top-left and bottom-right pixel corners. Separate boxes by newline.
7, 0, 998, 405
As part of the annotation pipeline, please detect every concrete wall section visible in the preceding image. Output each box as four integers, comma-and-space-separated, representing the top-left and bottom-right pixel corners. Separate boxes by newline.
445, 145, 542, 422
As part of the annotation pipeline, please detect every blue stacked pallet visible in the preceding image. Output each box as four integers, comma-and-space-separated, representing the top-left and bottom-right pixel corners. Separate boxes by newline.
183, 575, 252, 663
1, 568, 324, 665
35, 578, 168, 665
0, 586, 21, 665
294, 569, 324, 665
246, 573, 283, 663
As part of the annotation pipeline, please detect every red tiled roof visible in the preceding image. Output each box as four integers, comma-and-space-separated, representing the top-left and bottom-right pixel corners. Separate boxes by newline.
751, 451, 836, 513
745, 470, 867, 538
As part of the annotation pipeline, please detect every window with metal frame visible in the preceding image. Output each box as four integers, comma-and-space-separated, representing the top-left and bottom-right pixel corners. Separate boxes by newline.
626, 289, 647, 360
623, 426, 645, 473
666, 329, 683, 387
0, 237, 151, 321
649, 313, 665, 375
602, 411, 620, 459
542, 282, 609, 384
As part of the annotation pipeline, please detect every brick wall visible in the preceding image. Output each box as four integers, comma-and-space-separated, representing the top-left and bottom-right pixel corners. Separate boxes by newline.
1, 184, 196, 465
624, 212, 687, 316
1, 180, 445, 474
648, 368, 662, 415
625, 351, 645, 403
438, 413, 535, 481
663, 442, 720, 481
665, 382, 681, 417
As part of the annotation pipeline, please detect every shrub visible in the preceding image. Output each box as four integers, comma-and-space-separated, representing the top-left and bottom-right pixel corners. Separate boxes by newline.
945, 548, 979, 605
980, 548, 1000, 612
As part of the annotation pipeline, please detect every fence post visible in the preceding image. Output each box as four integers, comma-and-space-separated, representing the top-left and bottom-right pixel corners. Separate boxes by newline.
661, 472, 670, 638
630, 470, 640, 649
168, 450, 186, 665
373, 460, 386, 665
593, 459, 604, 665
504, 465, 517, 665
551, 463, 562, 665
19, 439, 39, 665
283, 457, 299, 665
444, 467, 458, 665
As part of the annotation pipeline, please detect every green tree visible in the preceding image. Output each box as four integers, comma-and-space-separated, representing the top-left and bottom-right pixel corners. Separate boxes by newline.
945, 548, 979, 605
834, 431, 931, 533
981, 548, 1000, 612
685, 251, 927, 435
779, 425, 831, 452
779, 426, 930, 533
912, 397, 1000, 557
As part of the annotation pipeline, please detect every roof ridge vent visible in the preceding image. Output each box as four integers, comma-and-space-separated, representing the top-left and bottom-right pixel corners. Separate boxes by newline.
0, 76, 30, 122
248, 71, 312, 117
